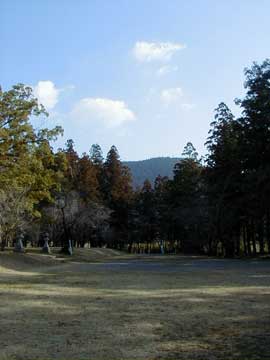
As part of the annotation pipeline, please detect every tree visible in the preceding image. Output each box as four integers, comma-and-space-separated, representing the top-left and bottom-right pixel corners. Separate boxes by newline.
205, 102, 242, 256
132, 180, 157, 253
103, 146, 133, 248
77, 154, 100, 201
236, 59, 270, 255
171, 154, 205, 253
182, 142, 199, 161
0, 84, 65, 249
103, 146, 133, 205
63, 139, 80, 186
0, 187, 31, 250
153, 176, 172, 250
90, 144, 103, 166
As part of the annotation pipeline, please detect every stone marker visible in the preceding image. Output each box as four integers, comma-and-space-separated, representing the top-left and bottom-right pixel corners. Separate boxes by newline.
67, 239, 73, 256
42, 232, 51, 254
14, 233, 25, 253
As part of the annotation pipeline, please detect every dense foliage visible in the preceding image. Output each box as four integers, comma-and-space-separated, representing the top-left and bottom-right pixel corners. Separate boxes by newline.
1, 60, 270, 256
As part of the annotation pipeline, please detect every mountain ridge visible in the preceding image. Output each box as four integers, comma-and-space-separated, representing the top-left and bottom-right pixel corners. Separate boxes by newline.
123, 156, 181, 188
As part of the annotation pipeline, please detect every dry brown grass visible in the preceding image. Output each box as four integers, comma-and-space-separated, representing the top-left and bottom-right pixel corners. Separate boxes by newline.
0, 250, 270, 360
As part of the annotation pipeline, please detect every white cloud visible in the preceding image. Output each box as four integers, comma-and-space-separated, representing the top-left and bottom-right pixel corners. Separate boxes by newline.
133, 41, 186, 62
157, 65, 178, 76
161, 87, 183, 105
71, 97, 136, 128
33, 81, 60, 110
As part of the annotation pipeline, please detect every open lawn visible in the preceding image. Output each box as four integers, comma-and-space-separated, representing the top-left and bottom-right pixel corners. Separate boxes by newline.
0, 249, 270, 360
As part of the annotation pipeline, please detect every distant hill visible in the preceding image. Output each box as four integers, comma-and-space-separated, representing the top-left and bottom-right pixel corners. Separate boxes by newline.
123, 157, 181, 188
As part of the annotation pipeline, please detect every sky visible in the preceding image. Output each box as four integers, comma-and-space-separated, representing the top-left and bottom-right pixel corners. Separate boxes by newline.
1, 0, 270, 161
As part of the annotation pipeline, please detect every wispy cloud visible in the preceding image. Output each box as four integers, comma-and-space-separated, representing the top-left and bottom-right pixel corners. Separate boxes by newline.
157, 65, 179, 76
71, 97, 136, 128
161, 87, 183, 105
133, 41, 186, 62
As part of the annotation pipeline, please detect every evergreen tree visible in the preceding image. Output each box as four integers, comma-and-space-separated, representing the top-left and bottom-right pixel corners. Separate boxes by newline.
89, 143, 103, 166
103, 146, 133, 248
103, 146, 132, 205
205, 103, 242, 256
171, 155, 205, 253
236, 60, 270, 254
77, 153, 100, 201
182, 142, 199, 161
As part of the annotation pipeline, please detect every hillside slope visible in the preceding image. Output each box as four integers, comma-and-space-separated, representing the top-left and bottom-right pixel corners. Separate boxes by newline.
124, 157, 180, 188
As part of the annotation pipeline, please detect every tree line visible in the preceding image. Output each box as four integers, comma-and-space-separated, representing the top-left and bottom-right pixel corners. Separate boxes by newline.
0, 59, 270, 257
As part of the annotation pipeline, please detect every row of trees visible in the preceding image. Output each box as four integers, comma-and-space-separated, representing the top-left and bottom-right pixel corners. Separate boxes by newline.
0, 59, 270, 256
134, 60, 270, 256
205, 60, 270, 256
0, 84, 133, 251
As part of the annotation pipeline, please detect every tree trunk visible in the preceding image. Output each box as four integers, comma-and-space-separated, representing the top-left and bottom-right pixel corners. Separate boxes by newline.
257, 219, 265, 255
266, 210, 270, 255
242, 225, 247, 256
235, 226, 241, 257
251, 220, 256, 256
246, 223, 252, 256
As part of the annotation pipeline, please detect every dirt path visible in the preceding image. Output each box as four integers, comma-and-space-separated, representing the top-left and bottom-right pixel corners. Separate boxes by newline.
0, 253, 270, 360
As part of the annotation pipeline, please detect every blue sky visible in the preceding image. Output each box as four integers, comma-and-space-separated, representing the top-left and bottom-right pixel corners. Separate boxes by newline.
1, 0, 269, 160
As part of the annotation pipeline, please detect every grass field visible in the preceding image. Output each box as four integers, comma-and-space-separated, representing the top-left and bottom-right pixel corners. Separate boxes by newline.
0, 249, 270, 360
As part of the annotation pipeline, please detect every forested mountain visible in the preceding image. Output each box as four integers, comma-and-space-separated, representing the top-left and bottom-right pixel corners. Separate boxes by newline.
123, 157, 180, 187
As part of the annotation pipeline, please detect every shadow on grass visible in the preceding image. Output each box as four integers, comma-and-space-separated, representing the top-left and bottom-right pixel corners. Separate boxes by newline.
0, 257, 270, 360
